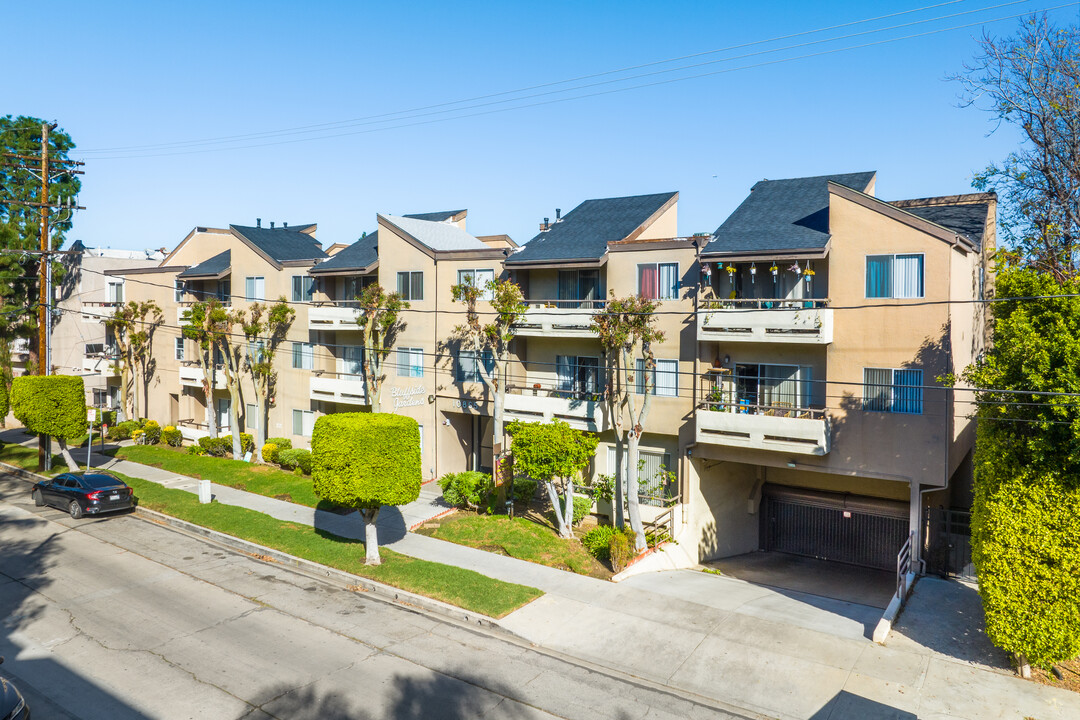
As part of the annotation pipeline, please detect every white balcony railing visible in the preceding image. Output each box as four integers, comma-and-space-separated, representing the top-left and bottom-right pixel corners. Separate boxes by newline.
81, 301, 120, 323
80, 355, 118, 376
511, 300, 603, 338
503, 386, 608, 432
697, 299, 833, 344
309, 373, 368, 405
695, 402, 830, 455
308, 303, 362, 331
179, 363, 227, 390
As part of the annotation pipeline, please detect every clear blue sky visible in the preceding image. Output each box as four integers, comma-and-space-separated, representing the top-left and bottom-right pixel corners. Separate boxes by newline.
6, 1, 1078, 251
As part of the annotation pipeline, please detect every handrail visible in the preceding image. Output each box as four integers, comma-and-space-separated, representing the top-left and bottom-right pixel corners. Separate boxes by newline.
699, 399, 826, 420
177, 418, 208, 429
519, 299, 607, 310
896, 530, 914, 599
700, 297, 829, 310
505, 383, 605, 402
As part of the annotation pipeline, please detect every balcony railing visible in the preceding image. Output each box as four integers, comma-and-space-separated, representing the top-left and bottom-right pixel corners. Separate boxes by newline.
309, 372, 368, 405
179, 362, 227, 390
81, 301, 120, 323
511, 299, 604, 338
177, 419, 211, 441
697, 297, 833, 344
308, 302, 363, 330
503, 382, 608, 432
695, 399, 831, 455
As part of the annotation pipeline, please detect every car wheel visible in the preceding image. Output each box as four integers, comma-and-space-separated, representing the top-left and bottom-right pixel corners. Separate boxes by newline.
32, 489, 44, 507
69, 500, 84, 519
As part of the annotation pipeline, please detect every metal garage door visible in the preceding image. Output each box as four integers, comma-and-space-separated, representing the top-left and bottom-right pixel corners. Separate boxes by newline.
760, 484, 909, 571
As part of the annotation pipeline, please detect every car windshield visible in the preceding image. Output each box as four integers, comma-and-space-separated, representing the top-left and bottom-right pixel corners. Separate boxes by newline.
80, 474, 123, 489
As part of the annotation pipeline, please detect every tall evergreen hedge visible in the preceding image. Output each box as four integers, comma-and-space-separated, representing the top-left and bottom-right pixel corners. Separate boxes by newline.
311, 412, 421, 509
11, 375, 87, 440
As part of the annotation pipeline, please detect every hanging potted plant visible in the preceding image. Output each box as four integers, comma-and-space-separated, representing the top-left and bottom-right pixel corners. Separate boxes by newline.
769, 263, 778, 277
789, 261, 802, 275
804, 265, 815, 288
725, 264, 737, 276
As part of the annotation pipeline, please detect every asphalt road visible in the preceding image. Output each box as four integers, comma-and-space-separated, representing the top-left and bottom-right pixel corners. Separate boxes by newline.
0, 473, 758, 720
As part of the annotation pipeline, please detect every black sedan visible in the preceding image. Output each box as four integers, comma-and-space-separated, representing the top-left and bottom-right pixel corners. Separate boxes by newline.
0, 657, 29, 719
31, 472, 136, 519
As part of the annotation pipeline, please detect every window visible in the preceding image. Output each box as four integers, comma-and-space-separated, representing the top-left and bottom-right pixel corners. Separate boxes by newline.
735, 363, 812, 410
92, 388, 108, 408
174, 337, 185, 361
557, 269, 601, 308
637, 263, 679, 300
247, 339, 266, 364
245, 276, 265, 301
457, 269, 496, 300
866, 254, 924, 299
291, 342, 314, 370
863, 368, 923, 414
107, 281, 124, 304
457, 349, 494, 382
556, 355, 599, 395
174, 279, 184, 302
292, 275, 315, 302
292, 409, 315, 437
216, 280, 231, 302
397, 347, 424, 378
607, 447, 674, 507
397, 271, 424, 301
217, 398, 230, 430
341, 346, 364, 376
634, 358, 679, 397
343, 275, 376, 304
246, 403, 258, 431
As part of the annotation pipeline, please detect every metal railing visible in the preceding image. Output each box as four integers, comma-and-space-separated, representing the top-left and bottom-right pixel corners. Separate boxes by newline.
519, 298, 607, 310
896, 530, 915, 600
698, 398, 827, 420
177, 419, 209, 430
699, 297, 829, 310
643, 493, 681, 541
505, 382, 605, 403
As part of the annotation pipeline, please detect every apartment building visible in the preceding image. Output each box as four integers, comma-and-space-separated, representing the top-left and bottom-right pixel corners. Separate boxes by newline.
95, 173, 993, 575
686, 172, 994, 570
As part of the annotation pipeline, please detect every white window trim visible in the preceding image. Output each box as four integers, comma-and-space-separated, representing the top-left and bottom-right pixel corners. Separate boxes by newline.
245, 276, 266, 302
636, 262, 680, 301
174, 337, 185, 361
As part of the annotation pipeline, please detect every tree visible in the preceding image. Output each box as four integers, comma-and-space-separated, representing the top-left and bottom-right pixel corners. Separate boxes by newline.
213, 307, 246, 460
955, 15, 1080, 279
450, 276, 528, 498
104, 300, 163, 421
591, 293, 665, 552
11, 375, 87, 472
355, 283, 408, 409
0, 337, 11, 426
181, 299, 226, 438
506, 419, 598, 538
241, 299, 295, 461
311, 412, 421, 565
962, 266, 1080, 671
0, 117, 81, 369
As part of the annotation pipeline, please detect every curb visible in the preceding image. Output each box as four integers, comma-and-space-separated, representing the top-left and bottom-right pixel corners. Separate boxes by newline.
0, 459, 505, 632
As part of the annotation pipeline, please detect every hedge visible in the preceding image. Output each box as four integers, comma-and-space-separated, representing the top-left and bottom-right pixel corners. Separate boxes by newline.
277, 448, 312, 475
311, 412, 421, 509
11, 375, 87, 440
439, 471, 493, 510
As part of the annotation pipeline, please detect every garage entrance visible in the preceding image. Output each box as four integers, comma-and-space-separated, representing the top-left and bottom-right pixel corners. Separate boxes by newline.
760, 484, 909, 571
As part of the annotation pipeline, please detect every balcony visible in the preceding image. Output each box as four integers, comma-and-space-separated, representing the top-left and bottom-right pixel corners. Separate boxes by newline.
81, 353, 118, 376
697, 299, 832, 344
179, 363, 227, 390
511, 300, 603, 338
503, 385, 608, 432
309, 373, 368, 405
81, 301, 120, 323
177, 419, 211, 441
695, 401, 831, 455
308, 303, 362, 331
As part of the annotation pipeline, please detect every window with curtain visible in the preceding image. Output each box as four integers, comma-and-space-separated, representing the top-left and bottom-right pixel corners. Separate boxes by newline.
634, 358, 679, 396
107, 281, 124, 303
217, 280, 231, 302
556, 355, 599, 394
637, 263, 678, 300
863, 368, 923, 414
866, 254, 923, 299
637, 264, 658, 299
556, 355, 574, 391
217, 398, 230, 429
457, 269, 496, 301
292, 409, 314, 436
292, 275, 314, 302
759, 365, 800, 409
174, 337, 184, 361
341, 346, 364, 376
245, 276, 265, 301
397, 271, 424, 301
558, 270, 579, 308
607, 447, 673, 507
456, 350, 492, 382
174, 280, 184, 302
291, 342, 313, 370
247, 340, 266, 365
397, 347, 423, 378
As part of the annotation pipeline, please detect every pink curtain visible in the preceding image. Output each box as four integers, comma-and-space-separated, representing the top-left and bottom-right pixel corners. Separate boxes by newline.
639, 265, 658, 299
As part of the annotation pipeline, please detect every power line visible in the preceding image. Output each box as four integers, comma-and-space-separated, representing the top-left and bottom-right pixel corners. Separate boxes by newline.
78, 3, 1078, 160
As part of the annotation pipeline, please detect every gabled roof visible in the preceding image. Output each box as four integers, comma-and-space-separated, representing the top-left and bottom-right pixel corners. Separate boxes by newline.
506, 191, 678, 265
309, 232, 379, 275
890, 199, 991, 250
177, 249, 230, 279
380, 214, 490, 252
230, 224, 327, 263
402, 210, 466, 223
702, 172, 876, 257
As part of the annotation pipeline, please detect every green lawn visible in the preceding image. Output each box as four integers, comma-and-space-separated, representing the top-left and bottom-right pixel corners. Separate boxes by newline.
115, 445, 322, 508
415, 511, 612, 579
0, 443, 65, 476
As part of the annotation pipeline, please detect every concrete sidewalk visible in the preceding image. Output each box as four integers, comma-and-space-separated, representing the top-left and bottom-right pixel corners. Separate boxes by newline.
57, 447, 1080, 719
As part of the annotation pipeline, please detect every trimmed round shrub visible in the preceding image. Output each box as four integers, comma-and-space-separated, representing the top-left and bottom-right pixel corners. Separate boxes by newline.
438, 471, 494, 510
131, 428, 145, 444
512, 476, 538, 503
197, 436, 231, 457
266, 437, 292, 453
142, 420, 162, 445
311, 413, 420, 510
110, 420, 140, 441
572, 495, 592, 526
278, 448, 312, 475
261, 443, 279, 464
11, 376, 88, 442
240, 432, 254, 455
161, 426, 182, 447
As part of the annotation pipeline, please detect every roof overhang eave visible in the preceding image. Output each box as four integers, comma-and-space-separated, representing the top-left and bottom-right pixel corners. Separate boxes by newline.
503, 255, 608, 269
309, 261, 379, 277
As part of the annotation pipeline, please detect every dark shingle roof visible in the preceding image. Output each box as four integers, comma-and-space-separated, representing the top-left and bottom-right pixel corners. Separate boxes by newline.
894, 203, 989, 250
178, 249, 230, 279
230, 224, 327, 263
402, 210, 465, 223
507, 191, 678, 264
703, 172, 876, 256
309, 232, 378, 274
